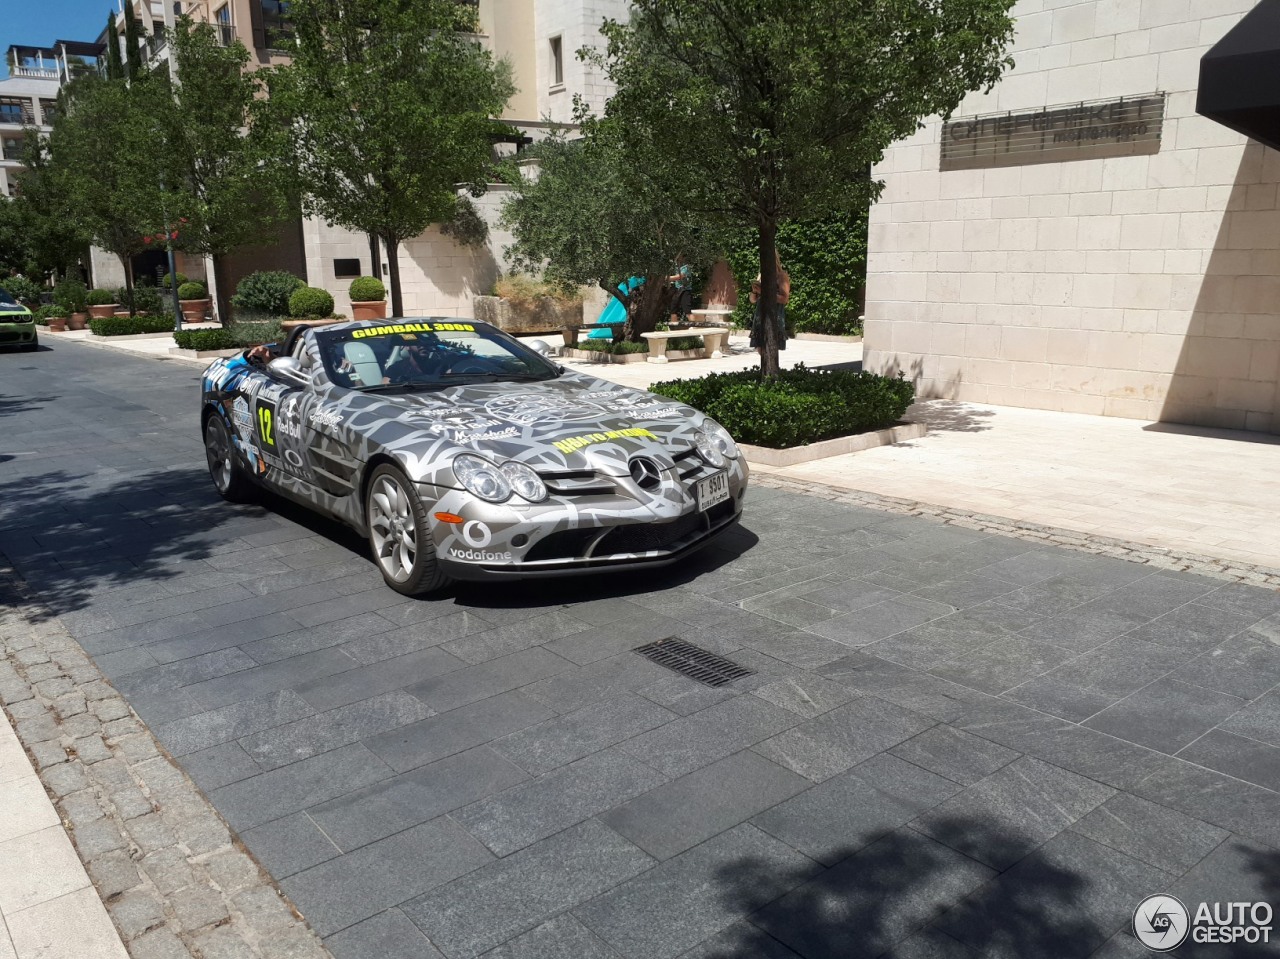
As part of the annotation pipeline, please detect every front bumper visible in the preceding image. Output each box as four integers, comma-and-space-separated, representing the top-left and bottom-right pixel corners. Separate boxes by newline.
0, 317, 36, 347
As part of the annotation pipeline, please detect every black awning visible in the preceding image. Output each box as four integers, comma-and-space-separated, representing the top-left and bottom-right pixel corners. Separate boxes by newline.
1199, 0, 1280, 150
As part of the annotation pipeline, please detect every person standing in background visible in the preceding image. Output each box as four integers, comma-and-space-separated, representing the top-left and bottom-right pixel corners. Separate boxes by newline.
749, 251, 790, 359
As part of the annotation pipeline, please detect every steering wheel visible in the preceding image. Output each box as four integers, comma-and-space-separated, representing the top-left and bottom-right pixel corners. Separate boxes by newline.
445, 356, 497, 375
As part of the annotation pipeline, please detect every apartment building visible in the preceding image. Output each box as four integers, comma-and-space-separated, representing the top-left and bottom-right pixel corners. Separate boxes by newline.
863, 0, 1280, 434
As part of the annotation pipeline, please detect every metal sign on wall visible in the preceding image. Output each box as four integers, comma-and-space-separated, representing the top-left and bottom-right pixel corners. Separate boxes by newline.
940, 94, 1165, 171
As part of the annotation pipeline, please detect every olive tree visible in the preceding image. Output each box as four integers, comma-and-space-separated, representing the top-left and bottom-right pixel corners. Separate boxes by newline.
590, 0, 1017, 374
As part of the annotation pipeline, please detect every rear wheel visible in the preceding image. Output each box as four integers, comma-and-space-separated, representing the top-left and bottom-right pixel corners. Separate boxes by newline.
366, 463, 451, 596
204, 415, 254, 502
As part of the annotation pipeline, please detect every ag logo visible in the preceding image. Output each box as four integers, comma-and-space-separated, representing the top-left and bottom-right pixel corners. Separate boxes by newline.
1134, 894, 1190, 951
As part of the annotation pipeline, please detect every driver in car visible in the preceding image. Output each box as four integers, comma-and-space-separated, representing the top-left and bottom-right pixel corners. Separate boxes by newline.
381, 337, 439, 384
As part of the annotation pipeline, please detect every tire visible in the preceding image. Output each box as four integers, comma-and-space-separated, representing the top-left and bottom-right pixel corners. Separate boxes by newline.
366, 463, 452, 596
204, 415, 255, 503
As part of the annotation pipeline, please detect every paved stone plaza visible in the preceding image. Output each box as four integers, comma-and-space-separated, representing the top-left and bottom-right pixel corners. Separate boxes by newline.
2, 342, 1279, 958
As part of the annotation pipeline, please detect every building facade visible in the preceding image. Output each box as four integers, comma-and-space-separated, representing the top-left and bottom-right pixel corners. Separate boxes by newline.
863, 0, 1280, 433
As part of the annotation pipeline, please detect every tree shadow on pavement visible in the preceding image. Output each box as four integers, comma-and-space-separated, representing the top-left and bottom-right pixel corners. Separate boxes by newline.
700, 819, 1112, 959
904, 400, 997, 435
0, 391, 60, 420
0, 465, 288, 621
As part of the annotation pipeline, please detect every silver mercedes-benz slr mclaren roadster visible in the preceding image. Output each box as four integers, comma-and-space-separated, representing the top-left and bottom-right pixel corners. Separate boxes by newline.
200, 319, 749, 595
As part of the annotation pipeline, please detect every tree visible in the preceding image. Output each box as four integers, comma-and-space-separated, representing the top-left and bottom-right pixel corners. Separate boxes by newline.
501, 129, 712, 341
589, 0, 1016, 375
5, 143, 88, 281
160, 20, 291, 263
270, 0, 515, 317
41, 74, 192, 309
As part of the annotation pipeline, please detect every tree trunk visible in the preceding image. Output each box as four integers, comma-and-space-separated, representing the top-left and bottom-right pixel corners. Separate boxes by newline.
623, 272, 666, 342
385, 235, 403, 318
118, 253, 136, 317
758, 221, 781, 378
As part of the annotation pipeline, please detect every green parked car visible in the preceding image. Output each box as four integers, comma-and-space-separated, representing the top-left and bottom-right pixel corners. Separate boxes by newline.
0, 288, 37, 352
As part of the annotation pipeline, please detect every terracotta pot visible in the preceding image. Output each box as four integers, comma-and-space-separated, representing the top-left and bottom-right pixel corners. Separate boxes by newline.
351, 300, 387, 320
48, 317, 67, 332
180, 298, 212, 322
68, 313, 88, 331
88, 304, 117, 319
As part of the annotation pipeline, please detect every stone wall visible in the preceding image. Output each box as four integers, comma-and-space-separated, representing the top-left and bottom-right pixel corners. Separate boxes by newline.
863, 0, 1280, 431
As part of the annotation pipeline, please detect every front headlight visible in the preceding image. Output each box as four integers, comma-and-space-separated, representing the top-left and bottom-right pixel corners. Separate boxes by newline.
500, 461, 547, 503
694, 429, 725, 468
705, 421, 740, 461
452, 454, 512, 503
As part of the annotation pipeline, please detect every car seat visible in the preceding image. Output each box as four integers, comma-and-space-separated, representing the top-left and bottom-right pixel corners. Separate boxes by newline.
342, 341, 383, 386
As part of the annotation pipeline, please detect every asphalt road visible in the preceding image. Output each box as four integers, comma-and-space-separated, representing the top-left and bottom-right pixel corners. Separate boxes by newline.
2, 337, 1279, 959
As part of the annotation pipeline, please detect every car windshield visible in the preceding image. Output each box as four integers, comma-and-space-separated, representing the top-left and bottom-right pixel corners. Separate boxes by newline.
0, 289, 19, 308
314, 320, 560, 391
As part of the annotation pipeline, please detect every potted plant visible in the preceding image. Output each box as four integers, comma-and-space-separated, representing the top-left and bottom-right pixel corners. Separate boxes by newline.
178, 281, 211, 322
46, 305, 69, 333
54, 277, 89, 330
348, 276, 387, 320
85, 288, 119, 319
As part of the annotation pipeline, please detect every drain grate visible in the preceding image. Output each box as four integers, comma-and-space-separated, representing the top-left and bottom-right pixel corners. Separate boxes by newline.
634, 637, 755, 687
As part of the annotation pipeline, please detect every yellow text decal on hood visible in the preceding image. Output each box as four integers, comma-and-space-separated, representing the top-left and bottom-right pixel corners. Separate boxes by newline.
554, 428, 657, 454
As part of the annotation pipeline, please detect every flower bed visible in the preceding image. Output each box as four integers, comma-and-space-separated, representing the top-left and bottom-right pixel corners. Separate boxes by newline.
649, 365, 914, 448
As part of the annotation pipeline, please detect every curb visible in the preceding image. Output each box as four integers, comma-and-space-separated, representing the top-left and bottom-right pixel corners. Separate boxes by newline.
742, 423, 925, 467
752, 472, 1280, 588
0, 566, 334, 959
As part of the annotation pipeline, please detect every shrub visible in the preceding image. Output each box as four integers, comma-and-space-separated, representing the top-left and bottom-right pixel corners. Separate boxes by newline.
228, 320, 285, 348
668, 336, 704, 351
161, 272, 188, 289
348, 276, 386, 302
493, 274, 581, 311
649, 365, 915, 448
1, 276, 43, 307
85, 288, 116, 306
575, 339, 648, 354
174, 328, 236, 351
53, 278, 88, 313
232, 271, 304, 317
89, 314, 175, 336
117, 286, 163, 315
288, 286, 334, 318
43, 305, 69, 323
177, 281, 207, 300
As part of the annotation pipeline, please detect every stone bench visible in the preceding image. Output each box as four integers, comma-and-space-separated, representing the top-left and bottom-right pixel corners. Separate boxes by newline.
640, 327, 730, 363
563, 321, 626, 347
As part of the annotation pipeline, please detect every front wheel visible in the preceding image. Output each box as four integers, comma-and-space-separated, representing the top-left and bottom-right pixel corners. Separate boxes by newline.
366, 464, 452, 596
204, 415, 254, 502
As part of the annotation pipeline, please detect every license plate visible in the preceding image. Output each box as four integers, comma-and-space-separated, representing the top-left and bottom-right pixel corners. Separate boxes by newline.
696, 471, 730, 511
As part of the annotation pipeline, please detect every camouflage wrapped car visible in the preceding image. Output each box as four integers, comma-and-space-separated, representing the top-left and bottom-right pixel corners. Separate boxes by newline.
200, 319, 748, 594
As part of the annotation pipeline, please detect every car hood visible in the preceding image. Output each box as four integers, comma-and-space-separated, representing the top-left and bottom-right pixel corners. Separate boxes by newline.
346, 372, 708, 475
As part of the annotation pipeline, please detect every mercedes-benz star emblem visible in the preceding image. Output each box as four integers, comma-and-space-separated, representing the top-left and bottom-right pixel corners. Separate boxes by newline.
629, 457, 663, 490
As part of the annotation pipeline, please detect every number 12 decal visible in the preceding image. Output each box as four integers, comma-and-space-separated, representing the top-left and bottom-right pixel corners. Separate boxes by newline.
257, 401, 277, 448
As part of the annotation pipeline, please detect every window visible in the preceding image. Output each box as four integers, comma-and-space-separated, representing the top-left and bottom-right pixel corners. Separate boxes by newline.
549, 35, 563, 87
215, 4, 233, 44
261, 0, 294, 49
333, 258, 361, 279
0, 99, 33, 125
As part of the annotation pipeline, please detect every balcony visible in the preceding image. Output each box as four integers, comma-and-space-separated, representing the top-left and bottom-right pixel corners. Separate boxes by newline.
0, 105, 36, 127
2, 140, 24, 162
10, 65, 59, 79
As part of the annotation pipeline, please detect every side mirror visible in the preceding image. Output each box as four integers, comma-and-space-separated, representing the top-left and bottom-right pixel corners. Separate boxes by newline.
268, 356, 310, 386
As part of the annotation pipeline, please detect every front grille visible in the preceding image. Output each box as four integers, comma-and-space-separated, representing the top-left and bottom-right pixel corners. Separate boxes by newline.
523, 527, 602, 562
634, 638, 755, 687
596, 512, 703, 554
673, 447, 708, 480
0, 331, 27, 343
539, 469, 614, 496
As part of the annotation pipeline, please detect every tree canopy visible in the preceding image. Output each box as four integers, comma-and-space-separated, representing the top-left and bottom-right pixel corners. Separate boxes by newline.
270, 0, 515, 317
588, 0, 1017, 374
501, 128, 713, 340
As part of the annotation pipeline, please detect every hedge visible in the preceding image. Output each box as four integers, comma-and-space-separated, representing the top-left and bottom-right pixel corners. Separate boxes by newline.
575, 340, 648, 354
649, 365, 914, 448
174, 328, 236, 351
178, 282, 207, 300
89, 314, 175, 336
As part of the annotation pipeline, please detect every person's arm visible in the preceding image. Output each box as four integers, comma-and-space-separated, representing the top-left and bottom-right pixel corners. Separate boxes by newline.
777, 270, 791, 305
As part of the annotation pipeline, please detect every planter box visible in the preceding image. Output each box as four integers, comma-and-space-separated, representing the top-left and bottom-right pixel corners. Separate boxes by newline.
742, 422, 926, 467
560, 347, 711, 365
793, 332, 863, 343
474, 295, 581, 336
88, 304, 118, 319
351, 300, 387, 320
